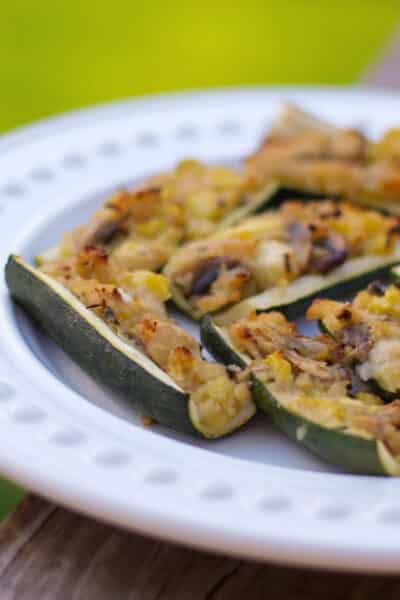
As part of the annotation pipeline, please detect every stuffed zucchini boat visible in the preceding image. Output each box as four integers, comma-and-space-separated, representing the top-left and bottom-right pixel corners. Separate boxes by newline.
308, 280, 400, 400
201, 311, 400, 475
165, 198, 400, 324
6, 249, 255, 438
245, 103, 400, 215
37, 159, 278, 272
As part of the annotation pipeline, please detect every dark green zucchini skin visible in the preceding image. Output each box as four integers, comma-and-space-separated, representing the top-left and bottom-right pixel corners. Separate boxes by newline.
179, 257, 400, 323
6, 255, 197, 436
201, 315, 393, 475
211, 256, 400, 327
260, 263, 400, 323
265, 187, 329, 209
223, 183, 325, 222
267, 186, 400, 216
201, 315, 246, 367
251, 377, 387, 475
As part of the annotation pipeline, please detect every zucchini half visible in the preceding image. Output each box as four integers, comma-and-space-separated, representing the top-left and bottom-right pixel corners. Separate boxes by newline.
212, 250, 400, 326
36, 182, 279, 267
6, 256, 255, 438
253, 103, 400, 216
201, 316, 400, 475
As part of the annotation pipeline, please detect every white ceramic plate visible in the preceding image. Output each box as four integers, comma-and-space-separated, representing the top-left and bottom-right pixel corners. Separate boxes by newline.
2, 87, 400, 574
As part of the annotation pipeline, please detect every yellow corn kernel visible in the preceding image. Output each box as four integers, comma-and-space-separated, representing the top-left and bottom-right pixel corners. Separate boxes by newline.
356, 392, 384, 406
332, 404, 345, 420
264, 352, 292, 384
119, 271, 171, 301
144, 272, 171, 300
209, 166, 243, 188
186, 190, 220, 221
364, 233, 388, 254
191, 375, 237, 429
59, 233, 75, 259
163, 203, 185, 225
371, 128, 400, 160
368, 286, 400, 319
136, 218, 165, 237
232, 231, 253, 241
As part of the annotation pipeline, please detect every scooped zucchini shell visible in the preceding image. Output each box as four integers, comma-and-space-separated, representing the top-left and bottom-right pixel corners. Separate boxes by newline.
6, 256, 255, 438
212, 251, 400, 326
200, 316, 400, 475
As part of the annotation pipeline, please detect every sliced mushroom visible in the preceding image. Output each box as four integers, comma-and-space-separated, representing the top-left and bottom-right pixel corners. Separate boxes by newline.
367, 280, 388, 297
86, 219, 123, 246
310, 232, 348, 274
190, 257, 241, 296
287, 222, 312, 274
338, 323, 373, 363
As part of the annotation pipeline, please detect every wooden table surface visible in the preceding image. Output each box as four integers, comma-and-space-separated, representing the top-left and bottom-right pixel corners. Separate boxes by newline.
1, 37, 400, 599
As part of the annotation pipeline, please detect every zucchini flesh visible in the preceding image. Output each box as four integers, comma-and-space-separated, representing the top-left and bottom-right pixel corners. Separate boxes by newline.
200, 316, 400, 475
213, 250, 400, 326
214, 181, 279, 228
6, 256, 255, 438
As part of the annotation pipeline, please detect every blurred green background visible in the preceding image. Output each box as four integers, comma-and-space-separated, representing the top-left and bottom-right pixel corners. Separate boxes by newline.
0, 0, 399, 515
1, 0, 400, 134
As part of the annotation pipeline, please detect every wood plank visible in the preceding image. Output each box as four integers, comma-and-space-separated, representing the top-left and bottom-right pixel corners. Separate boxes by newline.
1, 496, 400, 600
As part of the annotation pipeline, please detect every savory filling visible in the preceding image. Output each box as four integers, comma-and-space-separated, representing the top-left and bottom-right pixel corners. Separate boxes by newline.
226, 311, 400, 457
40, 246, 254, 436
38, 160, 260, 273
308, 281, 400, 395
165, 199, 400, 315
244, 104, 400, 208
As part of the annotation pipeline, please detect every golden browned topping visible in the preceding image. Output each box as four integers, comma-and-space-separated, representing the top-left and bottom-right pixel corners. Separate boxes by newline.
226, 310, 400, 456
40, 160, 258, 274
165, 199, 400, 315
230, 311, 347, 391
244, 105, 400, 207
39, 245, 253, 436
41, 246, 170, 322
308, 282, 400, 394
229, 311, 333, 362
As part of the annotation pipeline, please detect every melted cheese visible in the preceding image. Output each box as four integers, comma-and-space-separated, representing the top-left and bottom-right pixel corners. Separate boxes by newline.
358, 338, 400, 393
